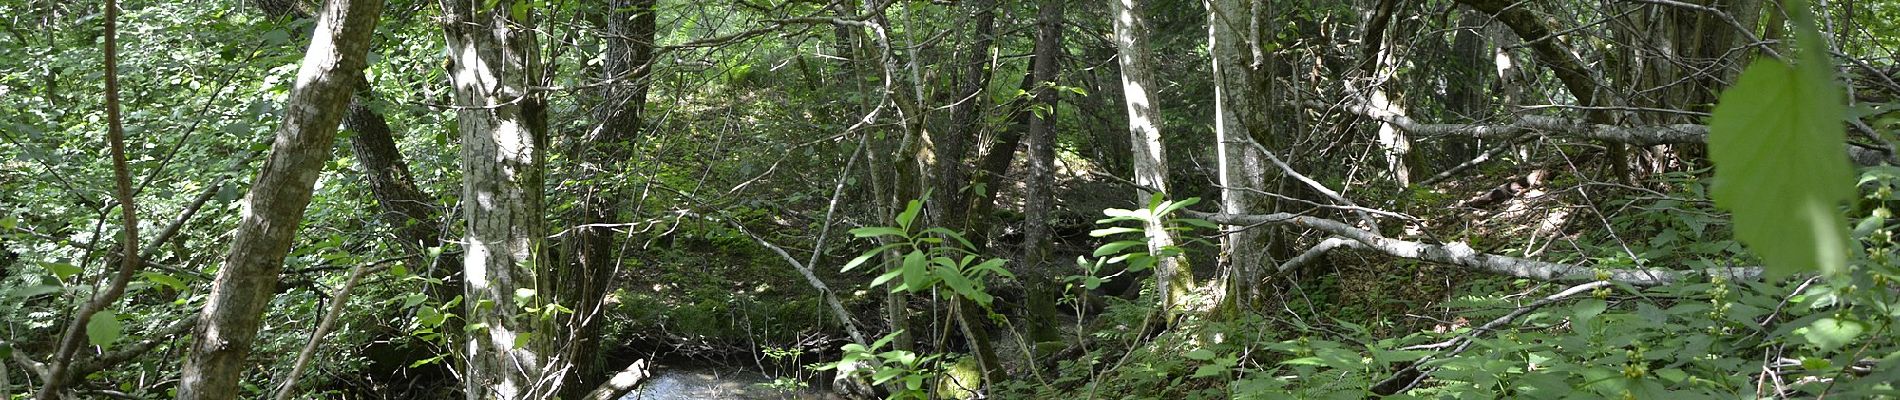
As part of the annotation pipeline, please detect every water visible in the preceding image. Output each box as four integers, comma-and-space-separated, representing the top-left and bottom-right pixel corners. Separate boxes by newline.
618, 367, 846, 400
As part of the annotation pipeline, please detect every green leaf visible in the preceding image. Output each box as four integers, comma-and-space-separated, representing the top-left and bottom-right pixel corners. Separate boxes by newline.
87, 310, 122, 350
142, 272, 186, 291
842, 243, 904, 272
870, 270, 903, 287
934, 267, 990, 306
42, 262, 81, 280
1089, 227, 1144, 237
896, 200, 923, 231
900, 250, 929, 292
1093, 240, 1146, 257
9, 285, 61, 299
1801, 317, 1866, 351
850, 227, 906, 238
1184, 349, 1217, 361
1706, 58, 1852, 278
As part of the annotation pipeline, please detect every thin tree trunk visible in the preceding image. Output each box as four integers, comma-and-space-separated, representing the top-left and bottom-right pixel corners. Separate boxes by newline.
931, 0, 999, 231
1207, 0, 1267, 312
559, 0, 656, 397
439, 0, 552, 398
1109, 0, 1193, 318
35, 0, 139, 394
1018, 0, 1066, 345
176, 0, 383, 398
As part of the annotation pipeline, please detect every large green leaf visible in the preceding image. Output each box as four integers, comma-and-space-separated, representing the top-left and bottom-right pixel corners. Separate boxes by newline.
87, 310, 123, 350
1706, 58, 1852, 278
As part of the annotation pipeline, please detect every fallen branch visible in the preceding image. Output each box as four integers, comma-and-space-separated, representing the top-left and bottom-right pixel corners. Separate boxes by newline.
1192, 211, 1761, 286
583, 359, 650, 400
1317, 101, 1892, 166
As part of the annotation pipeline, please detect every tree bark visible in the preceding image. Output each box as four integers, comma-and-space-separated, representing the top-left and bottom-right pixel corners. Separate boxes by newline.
1019, 0, 1066, 345
559, 0, 657, 397
931, 0, 1000, 231
438, 0, 553, 398
176, 0, 383, 398
1206, 0, 1268, 311
1109, 0, 1193, 318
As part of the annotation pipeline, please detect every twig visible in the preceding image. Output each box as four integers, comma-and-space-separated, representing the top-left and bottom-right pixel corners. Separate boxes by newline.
38, 0, 143, 395
272, 257, 399, 400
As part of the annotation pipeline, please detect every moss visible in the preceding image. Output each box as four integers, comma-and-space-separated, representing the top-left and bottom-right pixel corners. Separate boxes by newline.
936, 356, 983, 400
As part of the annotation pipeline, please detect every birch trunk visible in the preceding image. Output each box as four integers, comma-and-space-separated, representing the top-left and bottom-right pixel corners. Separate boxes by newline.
176, 0, 382, 397
439, 0, 552, 398
1109, 0, 1193, 317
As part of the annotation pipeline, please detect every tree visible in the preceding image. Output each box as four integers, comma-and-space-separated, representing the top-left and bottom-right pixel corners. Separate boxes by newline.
175, 0, 383, 397
558, 0, 657, 396
1108, 0, 1192, 318
437, 0, 552, 398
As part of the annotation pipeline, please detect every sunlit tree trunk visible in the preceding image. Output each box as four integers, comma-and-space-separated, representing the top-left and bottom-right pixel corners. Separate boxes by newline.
1206, 0, 1269, 312
438, 0, 553, 398
1109, 0, 1193, 318
175, 0, 382, 398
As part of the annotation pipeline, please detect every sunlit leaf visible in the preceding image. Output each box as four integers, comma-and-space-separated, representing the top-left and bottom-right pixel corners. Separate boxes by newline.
1801, 317, 1866, 351
87, 310, 122, 350
1707, 58, 1852, 278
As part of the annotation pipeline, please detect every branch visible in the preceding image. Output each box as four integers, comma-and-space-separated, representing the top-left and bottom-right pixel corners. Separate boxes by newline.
1322, 101, 1893, 166
1373, 280, 1612, 394
681, 211, 866, 344
1191, 211, 1761, 286
582, 359, 650, 400
66, 315, 199, 379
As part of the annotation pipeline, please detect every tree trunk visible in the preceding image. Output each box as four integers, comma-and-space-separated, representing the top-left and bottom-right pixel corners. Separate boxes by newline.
931, 0, 999, 231
1019, 0, 1066, 344
558, 1, 656, 398
438, 0, 553, 398
1108, 0, 1193, 318
176, 0, 382, 398
1207, 0, 1268, 312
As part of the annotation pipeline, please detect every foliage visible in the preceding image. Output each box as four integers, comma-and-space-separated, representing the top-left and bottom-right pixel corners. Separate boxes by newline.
845, 199, 1013, 307
1706, 52, 1853, 278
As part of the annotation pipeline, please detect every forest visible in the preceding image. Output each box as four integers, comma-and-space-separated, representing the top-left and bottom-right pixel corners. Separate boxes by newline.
2, 0, 1899, 398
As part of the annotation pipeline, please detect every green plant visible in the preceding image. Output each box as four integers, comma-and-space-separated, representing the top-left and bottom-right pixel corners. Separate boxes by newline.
812, 330, 941, 399
842, 199, 1013, 307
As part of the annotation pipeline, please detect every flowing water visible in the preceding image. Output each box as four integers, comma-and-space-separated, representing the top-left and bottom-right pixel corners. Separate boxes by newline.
618, 366, 847, 400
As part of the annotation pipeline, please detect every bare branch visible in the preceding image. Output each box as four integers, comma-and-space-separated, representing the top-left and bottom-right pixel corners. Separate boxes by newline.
1192, 211, 1762, 286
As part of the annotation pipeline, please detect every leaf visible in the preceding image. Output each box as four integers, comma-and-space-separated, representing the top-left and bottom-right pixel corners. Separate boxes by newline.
850, 227, 906, 238
42, 262, 81, 280
900, 250, 929, 292
1089, 227, 1144, 237
87, 310, 122, 350
1093, 240, 1146, 257
1706, 58, 1852, 278
842, 243, 904, 272
870, 270, 903, 287
934, 267, 990, 306
1801, 317, 1866, 351
142, 272, 186, 291
1184, 349, 1217, 361
896, 200, 922, 231
9, 285, 62, 299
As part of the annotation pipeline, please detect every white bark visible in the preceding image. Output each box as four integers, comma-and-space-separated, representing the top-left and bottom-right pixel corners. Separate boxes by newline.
1324, 102, 1892, 166
1111, 0, 1192, 315
1207, 0, 1266, 306
1194, 212, 1763, 286
439, 1, 551, 398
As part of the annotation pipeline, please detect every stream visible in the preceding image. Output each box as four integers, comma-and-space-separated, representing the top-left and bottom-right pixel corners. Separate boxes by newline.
618, 366, 847, 400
